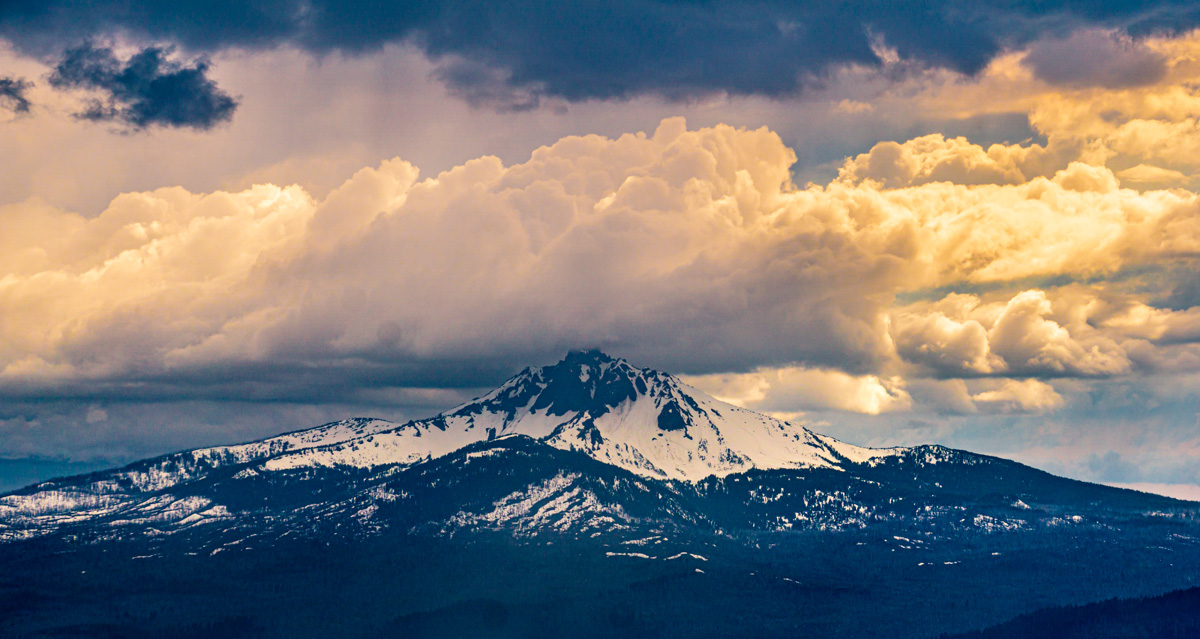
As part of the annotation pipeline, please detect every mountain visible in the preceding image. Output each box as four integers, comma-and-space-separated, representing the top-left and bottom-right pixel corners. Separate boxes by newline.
1, 350, 900, 543
2, 351, 1200, 639
5, 349, 1188, 545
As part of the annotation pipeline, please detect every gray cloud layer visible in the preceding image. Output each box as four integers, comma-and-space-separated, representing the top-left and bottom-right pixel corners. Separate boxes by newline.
1024, 29, 1169, 88
4, 0, 1200, 107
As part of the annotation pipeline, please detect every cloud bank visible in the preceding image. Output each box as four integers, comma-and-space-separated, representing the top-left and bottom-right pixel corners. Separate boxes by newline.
4, 0, 1200, 107
4, 113, 1200, 413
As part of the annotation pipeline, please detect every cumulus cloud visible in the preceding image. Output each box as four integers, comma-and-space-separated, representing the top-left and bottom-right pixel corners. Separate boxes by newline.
988, 290, 1130, 376
48, 43, 237, 130
898, 376, 1066, 416
892, 296, 999, 376
837, 134, 1068, 188
3, 117, 1200, 406
805, 30, 1200, 203
895, 290, 1133, 378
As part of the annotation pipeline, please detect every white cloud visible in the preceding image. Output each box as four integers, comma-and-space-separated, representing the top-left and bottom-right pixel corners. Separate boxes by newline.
987, 290, 1130, 377
971, 378, 1064, 413
684, 367, 912, 416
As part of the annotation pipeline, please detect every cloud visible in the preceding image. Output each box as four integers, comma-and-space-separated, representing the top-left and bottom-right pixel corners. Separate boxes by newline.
433, 56, 543, 113
48, 43, 237, 130
1116, 164, 1190, 186
892, 297, 999, 376
824, 32, 1200, 197
1024, 29, 1168, 89
2, 119, 885, 399
1163, 267, 1200, 310
3, 117, 1199, 405
0, 75, 31, 114
970, 378, 1064, 413
684, 368, 912, 416
837, 134, 1078, 188
897, 377, 1065, 416
3, 1, 1200, 105
988, 290, 1131, 376
895, 290, 1133, 378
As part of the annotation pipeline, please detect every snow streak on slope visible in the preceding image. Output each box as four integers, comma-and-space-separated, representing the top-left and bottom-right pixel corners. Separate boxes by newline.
0, 418, 395, 539
259, 350, 902, 480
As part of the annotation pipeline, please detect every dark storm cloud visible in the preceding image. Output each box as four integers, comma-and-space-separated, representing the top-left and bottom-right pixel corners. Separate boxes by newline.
5, 1, 1200, 104
48, 43, 237, 130
0, 76, 31, 114
433, 57, 543, 112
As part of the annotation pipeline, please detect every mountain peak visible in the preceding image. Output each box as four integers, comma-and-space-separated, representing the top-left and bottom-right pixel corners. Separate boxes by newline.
283, 350, 903, 481
459, 350, 654, 424
558, 348, 619, 367
30, 353, 899, 486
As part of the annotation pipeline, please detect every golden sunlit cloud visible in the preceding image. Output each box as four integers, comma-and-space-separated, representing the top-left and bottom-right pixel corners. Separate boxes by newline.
2, 109, 1200, 414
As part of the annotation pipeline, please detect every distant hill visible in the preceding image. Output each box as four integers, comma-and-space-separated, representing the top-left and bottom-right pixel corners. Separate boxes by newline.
942, 587, 1200, 639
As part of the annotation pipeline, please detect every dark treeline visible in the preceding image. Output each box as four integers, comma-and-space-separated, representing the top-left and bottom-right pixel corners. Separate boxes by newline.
4, 529, 1200, 639
943, 587, 1200, 639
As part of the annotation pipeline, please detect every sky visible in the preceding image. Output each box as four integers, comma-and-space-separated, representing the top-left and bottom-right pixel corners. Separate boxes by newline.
2, 1, 1200, 499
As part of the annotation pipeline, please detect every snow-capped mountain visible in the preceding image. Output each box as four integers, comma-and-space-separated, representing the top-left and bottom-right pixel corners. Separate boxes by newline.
0, 350, 888, 541
1, 351, 1195, 547
259, 349, 899, 479
4, 352, 1200, 639
2, 352, 1198, 639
